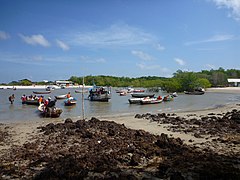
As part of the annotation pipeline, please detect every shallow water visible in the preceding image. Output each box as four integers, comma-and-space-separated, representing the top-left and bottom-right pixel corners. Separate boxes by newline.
0, 88, 240, 123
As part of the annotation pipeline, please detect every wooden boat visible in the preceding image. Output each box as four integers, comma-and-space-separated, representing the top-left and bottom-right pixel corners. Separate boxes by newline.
38, 104, 62, 118
22, 99, 39, 105
128, 98, 144, 104
184, 91, 205, 95
33, 91, 51, 94
140, 97, 163, 105
64, 97, 77, 106
55, 94, 67, 99
75, 89, 88, 93
131, 93, 155, 98
88, 86, 111, 102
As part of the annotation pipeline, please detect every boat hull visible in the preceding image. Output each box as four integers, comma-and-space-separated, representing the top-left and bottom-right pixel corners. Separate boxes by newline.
185, 91, 205, 95
33, 91, 51, 94
22, 100, 39, 105
38, 105, 62, 118
131, 93, 155, 98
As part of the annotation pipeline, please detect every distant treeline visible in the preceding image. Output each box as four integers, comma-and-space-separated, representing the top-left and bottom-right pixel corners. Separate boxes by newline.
2, 68, 240, 92
69, 68, 240, 92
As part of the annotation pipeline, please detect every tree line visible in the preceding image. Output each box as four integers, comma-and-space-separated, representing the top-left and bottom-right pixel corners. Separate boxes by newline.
2, 68, 240, 92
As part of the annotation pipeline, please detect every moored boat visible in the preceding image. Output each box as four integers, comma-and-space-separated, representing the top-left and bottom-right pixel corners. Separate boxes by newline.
88, 86, 111, 102
184, 91, 205, 95
75, 89, 88, 93
140, 96, 163, 105
55, 94, 67, 99
33, 91, 51, 94
128, 98, 144, 104
131, 93, 155, 98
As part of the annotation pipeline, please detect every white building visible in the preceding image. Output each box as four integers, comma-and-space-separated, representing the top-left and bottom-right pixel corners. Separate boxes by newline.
227, 79, 240, 87
55, 80, 73, 87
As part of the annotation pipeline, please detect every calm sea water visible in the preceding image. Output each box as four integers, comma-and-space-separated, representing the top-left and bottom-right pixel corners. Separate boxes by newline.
1, 88, 240, 123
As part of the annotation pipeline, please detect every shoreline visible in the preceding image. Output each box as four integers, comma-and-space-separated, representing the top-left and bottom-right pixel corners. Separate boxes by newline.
0, 102, 239, 149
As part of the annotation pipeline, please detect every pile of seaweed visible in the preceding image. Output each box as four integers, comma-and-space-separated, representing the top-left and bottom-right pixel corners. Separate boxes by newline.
0, 117, 239, 179
135, 109, 240, 143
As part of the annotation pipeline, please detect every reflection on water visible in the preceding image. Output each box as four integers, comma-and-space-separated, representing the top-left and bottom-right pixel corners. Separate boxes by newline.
0, 88, 239, 123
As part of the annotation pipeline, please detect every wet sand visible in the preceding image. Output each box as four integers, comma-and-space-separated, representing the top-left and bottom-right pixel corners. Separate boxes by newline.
0, 101, 239, 179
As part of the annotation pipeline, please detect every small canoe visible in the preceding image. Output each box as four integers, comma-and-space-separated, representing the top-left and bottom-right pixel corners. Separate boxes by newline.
55, 94, 67, 99
75, 90, 88, 93
64, 97, 77, 106
22, 99, 39, 105
33, 91, 51, 94
38, 104, 62, 118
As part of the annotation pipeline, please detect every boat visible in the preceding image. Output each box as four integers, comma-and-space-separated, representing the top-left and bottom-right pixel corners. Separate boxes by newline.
46, 86, 55, 91
120, 91, 127, 96
131, 93, 155, 98
133, 89, 145, 93
128, 98, 144, 104
88, 86, 111, 102
64, 97, 77, 106
38, 104, 63, 118
140, 96, 163, 105
33, 91, 51, 94
184, 91, 205, 95
75, 89, 88, 93
171, 92, 178, 97
163, 95, 174, 101
185, 87, 205, 95
22, 99, 39, 105
55, 94, 67, 99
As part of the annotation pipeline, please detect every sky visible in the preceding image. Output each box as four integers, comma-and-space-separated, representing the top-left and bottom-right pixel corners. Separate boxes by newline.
0, 0, 240, 83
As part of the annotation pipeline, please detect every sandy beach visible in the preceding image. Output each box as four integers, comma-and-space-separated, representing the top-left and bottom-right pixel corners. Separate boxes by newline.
0, 89, 240, 179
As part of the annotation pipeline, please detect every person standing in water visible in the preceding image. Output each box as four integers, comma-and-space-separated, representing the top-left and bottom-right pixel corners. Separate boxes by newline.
9, 94, 15, 104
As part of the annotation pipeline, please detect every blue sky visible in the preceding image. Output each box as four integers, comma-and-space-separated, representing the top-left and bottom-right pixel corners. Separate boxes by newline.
0, 0, 239, 83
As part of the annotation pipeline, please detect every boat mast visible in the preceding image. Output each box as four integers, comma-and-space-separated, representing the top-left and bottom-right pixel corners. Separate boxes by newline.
82, 76, 85, 120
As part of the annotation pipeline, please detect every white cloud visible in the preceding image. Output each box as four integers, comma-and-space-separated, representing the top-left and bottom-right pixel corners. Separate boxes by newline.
70, 23, 156, 47
136, 63, 170, 73
80, 56, 106, 63
0, 31, 10, 40
185, 34, 234, 45
174, 58, 186, 66
211, 0, 240, 21
155, 43, 165, 51
19, 34, 50, 47
206, 64, 216, 69
131, 50, 154, 61
136, 63, 160, 70
56, 39, 70, 51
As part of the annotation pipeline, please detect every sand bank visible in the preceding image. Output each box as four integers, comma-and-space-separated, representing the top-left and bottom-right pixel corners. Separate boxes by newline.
207, 87, 240, 93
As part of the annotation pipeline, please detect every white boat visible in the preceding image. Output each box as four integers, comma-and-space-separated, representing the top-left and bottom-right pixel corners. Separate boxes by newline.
140, 96, 163, 105
128, 98, 144, 104
55, 94, 67, 99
